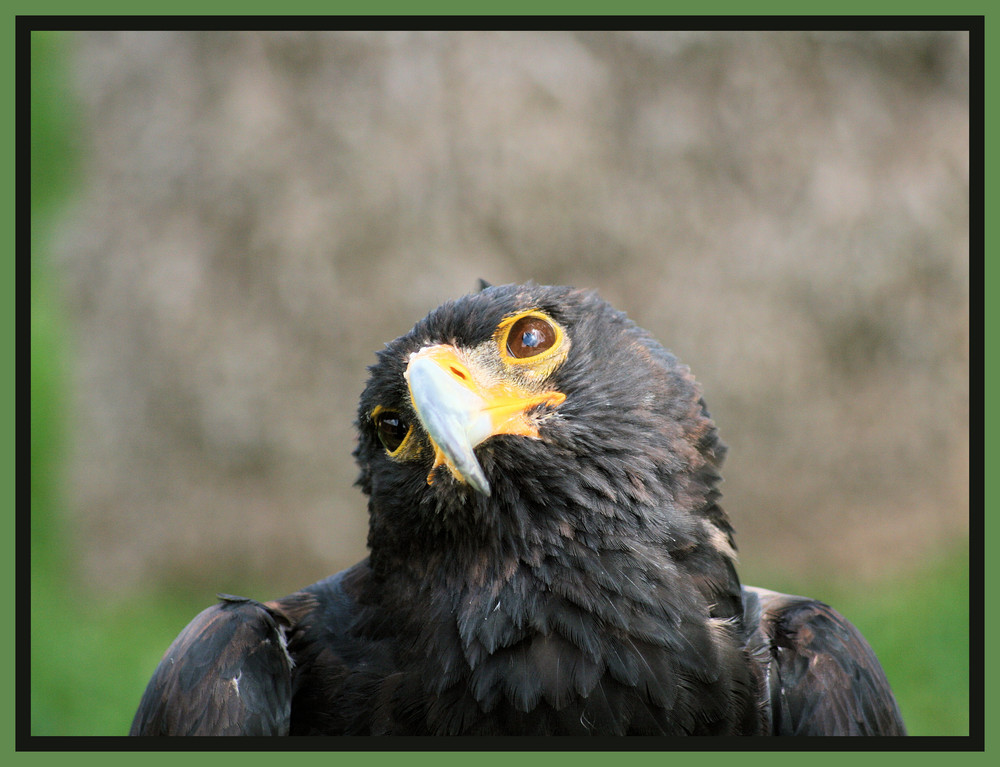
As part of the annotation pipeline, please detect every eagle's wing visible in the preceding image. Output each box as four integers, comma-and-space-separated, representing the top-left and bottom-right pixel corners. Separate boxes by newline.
129, 595, 294, 735
745, 585, 906, 736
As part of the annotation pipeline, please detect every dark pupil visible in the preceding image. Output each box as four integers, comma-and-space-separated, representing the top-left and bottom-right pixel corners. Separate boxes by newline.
376, 411, 409, 453
507, 316, 556, 359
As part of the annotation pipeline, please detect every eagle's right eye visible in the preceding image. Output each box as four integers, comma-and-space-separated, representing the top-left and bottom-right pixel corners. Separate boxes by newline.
506, 315, 558, 359
374, 409, 411, 454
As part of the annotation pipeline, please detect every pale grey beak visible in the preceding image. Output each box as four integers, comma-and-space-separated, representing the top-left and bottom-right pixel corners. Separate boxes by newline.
405, 348, 492, 496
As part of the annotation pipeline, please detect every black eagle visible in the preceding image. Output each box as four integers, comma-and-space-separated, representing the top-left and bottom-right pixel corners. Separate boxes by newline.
130, 283, 906, 736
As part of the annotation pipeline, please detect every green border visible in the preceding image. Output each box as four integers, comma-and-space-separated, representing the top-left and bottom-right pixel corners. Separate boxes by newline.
2, 1, 994, 15
11, 7, 989, 767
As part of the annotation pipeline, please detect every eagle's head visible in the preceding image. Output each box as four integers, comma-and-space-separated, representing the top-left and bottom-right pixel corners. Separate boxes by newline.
354, 284, 734, 592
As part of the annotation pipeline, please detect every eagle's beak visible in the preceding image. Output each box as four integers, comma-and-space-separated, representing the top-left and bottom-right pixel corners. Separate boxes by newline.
404, 344, 565, 496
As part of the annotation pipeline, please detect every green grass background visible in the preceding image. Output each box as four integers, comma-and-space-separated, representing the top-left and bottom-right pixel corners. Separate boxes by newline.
28, 30, 972, 739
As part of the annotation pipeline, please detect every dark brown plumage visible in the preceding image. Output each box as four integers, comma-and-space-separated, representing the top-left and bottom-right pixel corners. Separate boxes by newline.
131, 282, 906, 736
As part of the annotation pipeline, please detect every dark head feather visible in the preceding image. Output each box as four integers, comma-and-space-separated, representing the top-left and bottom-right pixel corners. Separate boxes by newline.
354, 283, 731, 571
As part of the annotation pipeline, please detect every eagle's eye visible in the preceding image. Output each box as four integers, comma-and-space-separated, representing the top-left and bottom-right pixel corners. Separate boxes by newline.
374, 409, 411, 454
506, 315, 557, 359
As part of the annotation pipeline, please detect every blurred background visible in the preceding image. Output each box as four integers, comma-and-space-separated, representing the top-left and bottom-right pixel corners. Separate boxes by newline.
30, 30, 970, 736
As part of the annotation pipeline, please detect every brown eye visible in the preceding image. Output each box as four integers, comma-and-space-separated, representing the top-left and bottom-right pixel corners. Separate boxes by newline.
506, 315, 557, 359
375, 410, 410, 453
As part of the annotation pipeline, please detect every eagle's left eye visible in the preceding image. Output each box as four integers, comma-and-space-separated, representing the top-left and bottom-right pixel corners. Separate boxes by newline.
506, 315, 557, 359
375, 409, 411, 454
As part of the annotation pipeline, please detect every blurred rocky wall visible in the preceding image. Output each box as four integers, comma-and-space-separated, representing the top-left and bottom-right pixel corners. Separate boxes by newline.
51, 30, 970, 596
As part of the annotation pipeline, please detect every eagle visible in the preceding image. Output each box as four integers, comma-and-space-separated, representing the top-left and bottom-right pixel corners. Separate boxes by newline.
130, 282, 906, 736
